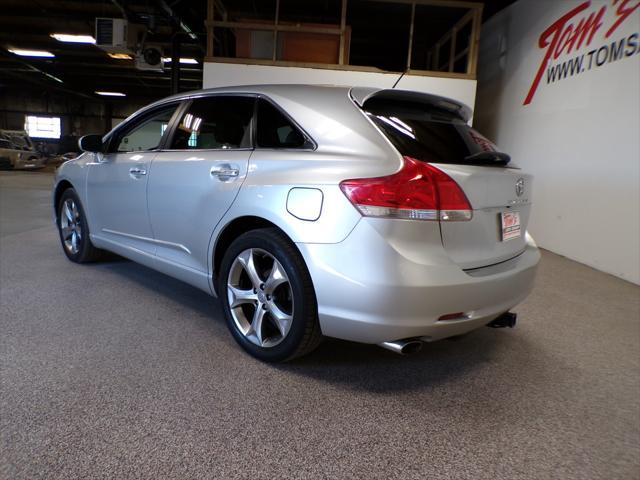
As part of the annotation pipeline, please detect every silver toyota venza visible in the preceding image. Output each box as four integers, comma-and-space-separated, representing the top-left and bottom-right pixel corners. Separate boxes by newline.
53, 85, 539, 361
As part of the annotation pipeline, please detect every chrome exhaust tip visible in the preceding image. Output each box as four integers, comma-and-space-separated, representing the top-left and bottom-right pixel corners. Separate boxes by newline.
378, 339, 423, 355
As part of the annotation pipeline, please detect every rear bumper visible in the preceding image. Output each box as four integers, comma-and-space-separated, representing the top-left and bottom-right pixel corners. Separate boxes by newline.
10, 155, 46, 170
297, 219, 540, 344
16, 158, 46, 169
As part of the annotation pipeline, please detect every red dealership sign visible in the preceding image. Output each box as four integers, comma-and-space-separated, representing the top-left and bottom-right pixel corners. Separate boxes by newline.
524, 0, 640, 105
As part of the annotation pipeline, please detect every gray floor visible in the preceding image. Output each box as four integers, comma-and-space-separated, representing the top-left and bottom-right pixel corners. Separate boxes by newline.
1, 171, 639, 480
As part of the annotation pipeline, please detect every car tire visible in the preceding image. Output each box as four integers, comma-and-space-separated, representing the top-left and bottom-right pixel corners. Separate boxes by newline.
57, 188, 102, 263
218, 228, 322, 362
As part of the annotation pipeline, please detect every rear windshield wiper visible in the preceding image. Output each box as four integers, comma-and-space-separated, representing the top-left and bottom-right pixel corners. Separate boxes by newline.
464, 151, 511, 166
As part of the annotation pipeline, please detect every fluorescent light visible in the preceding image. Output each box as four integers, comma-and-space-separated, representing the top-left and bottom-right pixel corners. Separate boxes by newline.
95, 91, 126, 97
8, 48, 55, 58
107, 53, 133, 60
50, 33, 96, 44
162, 57, 198, 64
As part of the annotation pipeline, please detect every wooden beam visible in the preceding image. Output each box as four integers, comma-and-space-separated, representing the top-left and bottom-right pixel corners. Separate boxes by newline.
438, 31, 452, 45
204, 0, 482, 79
429, 8, 476, 74
203, 56, 475, 80
467, 4, 483, 76
365, 0, 483, 10
454, 47, 469, 62
338, 0, 348, 65
206, 20, 343, 36
431, 9, 473, 55
448, 26, 457, 72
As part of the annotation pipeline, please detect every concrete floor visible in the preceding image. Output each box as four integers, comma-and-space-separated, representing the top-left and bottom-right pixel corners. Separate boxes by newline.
1, 171, 639, 480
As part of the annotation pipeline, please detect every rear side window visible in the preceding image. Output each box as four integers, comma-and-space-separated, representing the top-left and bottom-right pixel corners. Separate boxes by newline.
256, 98, 310, 149
170, 96, 254, 150
363, 98, 503, 166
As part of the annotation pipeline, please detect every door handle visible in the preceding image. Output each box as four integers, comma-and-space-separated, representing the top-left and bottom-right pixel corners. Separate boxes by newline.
129, 167, 147, 177
210, 164, 239, 180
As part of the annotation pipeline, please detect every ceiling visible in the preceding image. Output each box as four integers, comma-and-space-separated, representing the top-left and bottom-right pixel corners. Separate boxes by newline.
0, 0, 206, 102
0, 0, 516, 104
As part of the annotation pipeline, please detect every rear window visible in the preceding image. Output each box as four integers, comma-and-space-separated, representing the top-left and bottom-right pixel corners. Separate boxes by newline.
363, 99, 504, 166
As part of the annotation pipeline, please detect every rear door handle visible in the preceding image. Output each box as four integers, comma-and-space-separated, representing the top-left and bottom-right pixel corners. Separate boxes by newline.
129, 167, 147, 177
210, 164, 239, 180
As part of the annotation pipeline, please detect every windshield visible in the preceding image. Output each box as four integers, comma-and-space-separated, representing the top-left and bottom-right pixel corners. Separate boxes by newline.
363, 98, 510, 167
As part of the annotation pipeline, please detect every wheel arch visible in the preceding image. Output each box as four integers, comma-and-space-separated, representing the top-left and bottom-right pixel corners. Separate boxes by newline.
212, 215, 298, 291
53, 180, 75, 220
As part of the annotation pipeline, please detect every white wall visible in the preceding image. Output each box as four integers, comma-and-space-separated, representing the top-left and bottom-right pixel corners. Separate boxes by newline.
476, 0, 640, 284
203, 62, 477, 115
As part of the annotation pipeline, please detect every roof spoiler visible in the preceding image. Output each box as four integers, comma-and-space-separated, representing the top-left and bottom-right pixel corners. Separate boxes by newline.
349, 87, 472, 123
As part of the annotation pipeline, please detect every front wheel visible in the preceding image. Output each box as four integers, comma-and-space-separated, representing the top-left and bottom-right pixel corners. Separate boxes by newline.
218, 228, 322, 362
57, 188, 102, 263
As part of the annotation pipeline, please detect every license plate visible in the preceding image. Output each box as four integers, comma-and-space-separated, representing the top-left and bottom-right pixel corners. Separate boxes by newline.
500, 211, 521, 241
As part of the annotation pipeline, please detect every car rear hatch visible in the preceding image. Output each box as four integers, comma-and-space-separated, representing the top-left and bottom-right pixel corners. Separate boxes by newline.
354, 88, 532, 270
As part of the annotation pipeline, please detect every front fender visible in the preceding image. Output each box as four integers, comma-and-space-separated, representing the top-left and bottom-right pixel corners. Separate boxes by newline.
52, 153, 93, 223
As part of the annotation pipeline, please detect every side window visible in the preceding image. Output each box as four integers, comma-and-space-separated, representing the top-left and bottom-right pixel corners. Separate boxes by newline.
113, 104, 178, 153
169, 96, 254, 150
256, 98, 309, 149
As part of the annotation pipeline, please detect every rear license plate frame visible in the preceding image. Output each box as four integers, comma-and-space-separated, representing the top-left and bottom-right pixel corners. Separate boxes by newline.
500, 211, 521, 242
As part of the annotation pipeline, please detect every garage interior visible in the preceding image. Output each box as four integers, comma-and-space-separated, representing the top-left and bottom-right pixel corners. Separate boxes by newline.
1, 0, 639, 479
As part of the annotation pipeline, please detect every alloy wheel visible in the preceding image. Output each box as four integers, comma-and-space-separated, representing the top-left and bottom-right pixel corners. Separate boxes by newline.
60, 198, 82, 255
227, 248, 294, 348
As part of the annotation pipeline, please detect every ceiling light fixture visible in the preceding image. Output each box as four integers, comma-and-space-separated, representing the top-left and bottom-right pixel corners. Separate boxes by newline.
162, 57, 198, 64
107, 53, 133, 60
8, 48, 55, 58
95, 91, 126, 97
50, 33, 96, 44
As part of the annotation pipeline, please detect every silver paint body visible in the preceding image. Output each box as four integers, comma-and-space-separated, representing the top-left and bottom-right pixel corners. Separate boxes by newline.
54, 85, 539, 344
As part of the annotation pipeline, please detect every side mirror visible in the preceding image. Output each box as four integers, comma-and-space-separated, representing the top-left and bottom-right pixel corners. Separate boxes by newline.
78, 134, 103, 153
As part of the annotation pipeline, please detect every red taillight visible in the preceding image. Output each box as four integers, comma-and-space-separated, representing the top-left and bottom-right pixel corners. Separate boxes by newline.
339, 156, 472, 221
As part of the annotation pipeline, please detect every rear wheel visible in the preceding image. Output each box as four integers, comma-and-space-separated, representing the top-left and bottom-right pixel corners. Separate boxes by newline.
57, 188, 102, 263
219, 228, 322, 362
